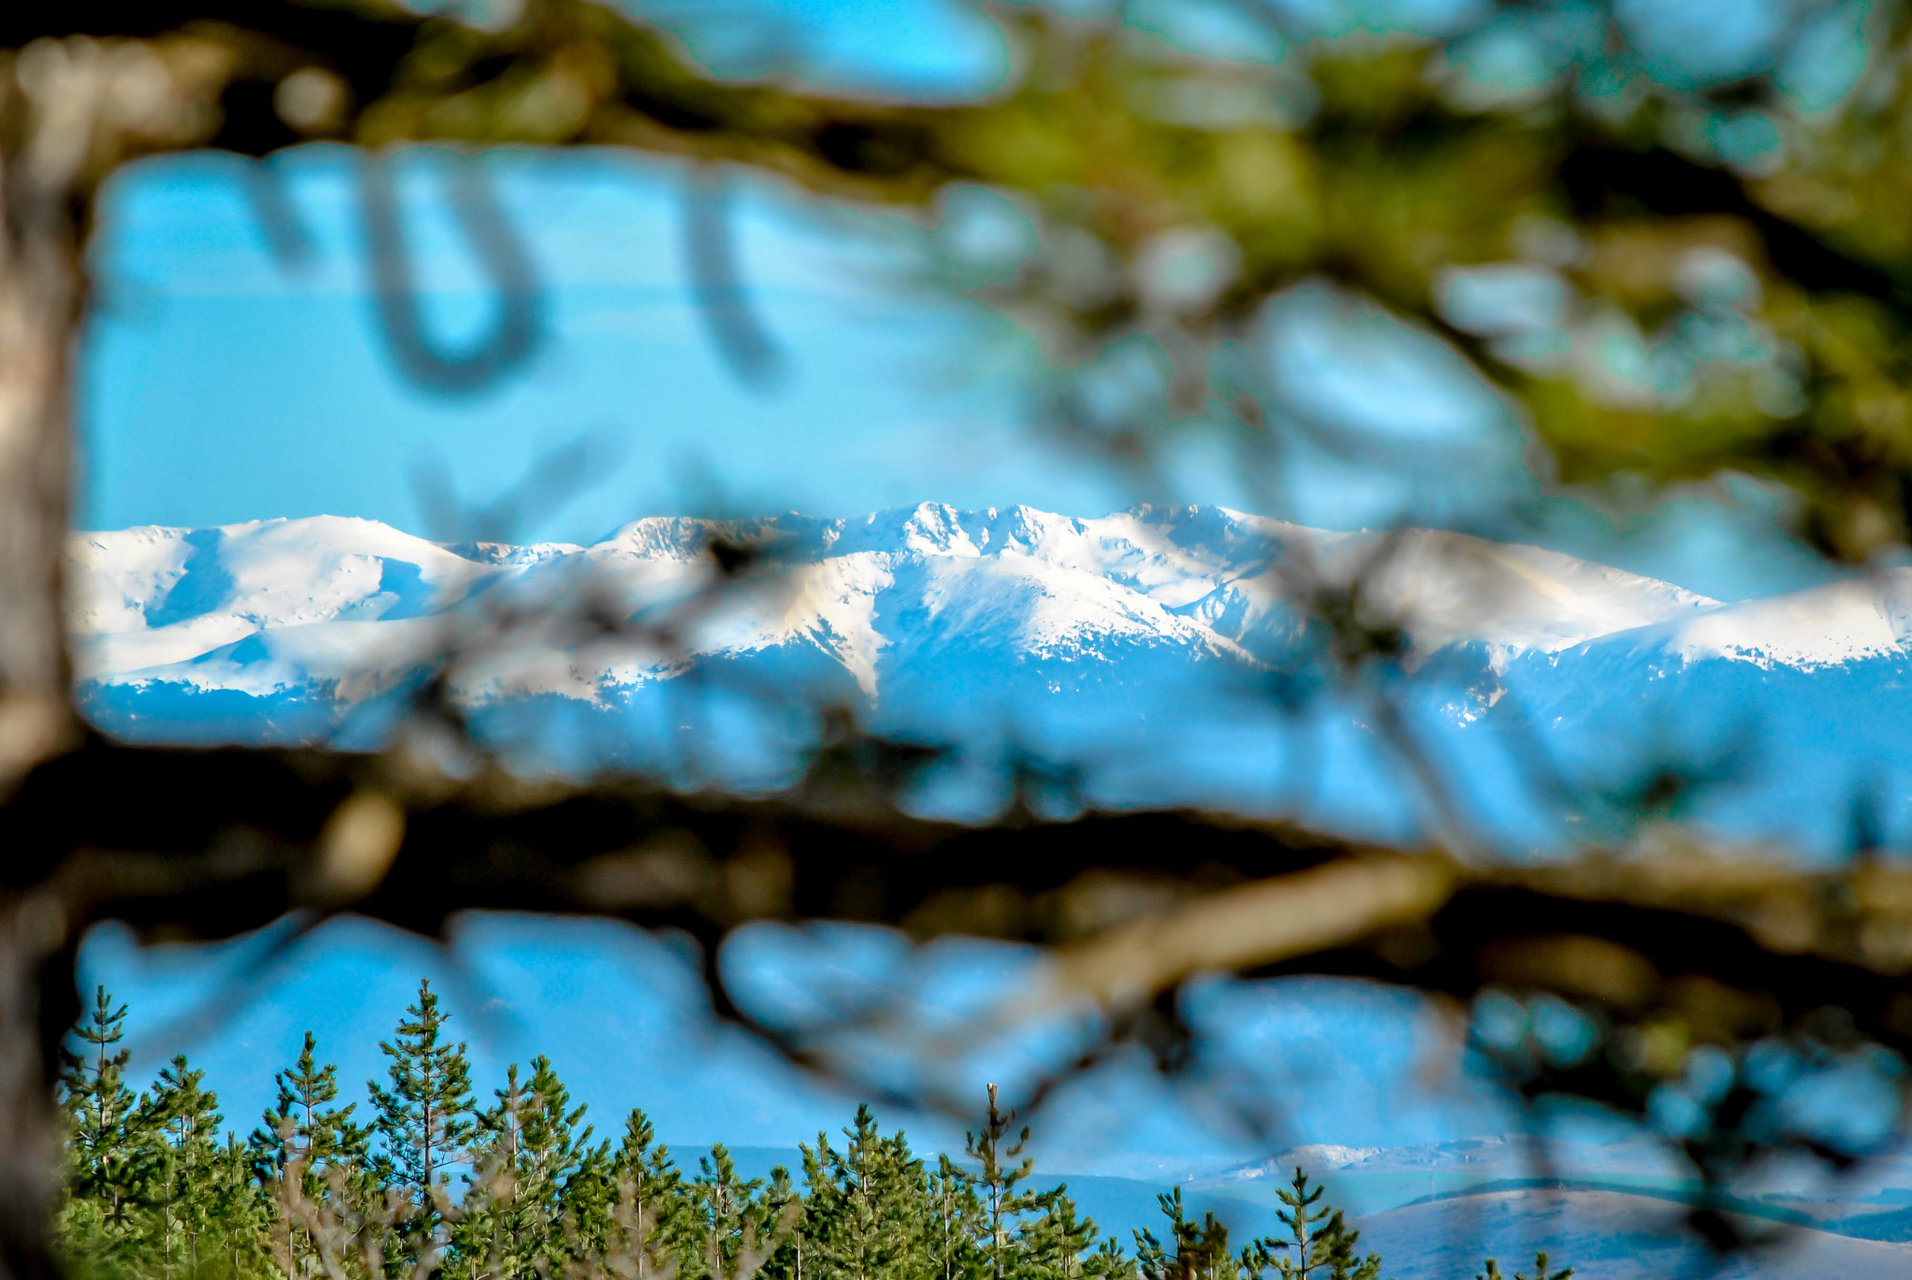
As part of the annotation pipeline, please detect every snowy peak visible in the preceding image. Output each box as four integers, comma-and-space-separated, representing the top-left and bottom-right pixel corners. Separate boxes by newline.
1656, 568, 1912, 668
69, 518, 487, 680
1330, 529, 1721, 656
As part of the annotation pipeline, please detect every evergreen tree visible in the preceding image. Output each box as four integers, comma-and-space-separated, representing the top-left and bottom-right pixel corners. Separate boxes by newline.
367, 979, 476, 1228
560, 1133, 619, 1266
962, 1085, 1056, 1280
1246, 1171, 1381, 1280
803, 1105, 931, 1280
522, 1055, 594, 1248
211, 1133, 274, 1279
694, 1144, 765, 1279
610, 1106, 691, 1274
928, 1154, 982, 1280
757, 1164, 805, 1280
458, 1055, 596, 1280
1084, 1238, 1137, 1280
58, 985, 142, 1230
45, 978, 1575, 1280
1135, 1188, 1236, 1280
251, 1031, 367, 1279
457, 1060, 535, 1280
1017, 1192, 1099, 1280
1477, 1254, 1570, 1280
252, 1031, 363, 1177
143, 1054, 226, 1280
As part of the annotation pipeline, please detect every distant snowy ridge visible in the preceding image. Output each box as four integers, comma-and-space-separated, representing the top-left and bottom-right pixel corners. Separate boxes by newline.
1603, 570, 1912, 669
65, 504, 1912, 852
1201, 1133, 1682, 1184
67, 503, 1725, 687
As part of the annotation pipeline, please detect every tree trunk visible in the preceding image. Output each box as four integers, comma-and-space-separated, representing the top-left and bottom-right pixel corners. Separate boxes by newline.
0, 45, 85, 797
0, 903, 63, 1280
0, 39, 121, 1280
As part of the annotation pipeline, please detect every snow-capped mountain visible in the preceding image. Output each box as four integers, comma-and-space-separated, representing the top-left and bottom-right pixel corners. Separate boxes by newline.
1200, 1134, 1684, 1190
65, 503, 1912, 853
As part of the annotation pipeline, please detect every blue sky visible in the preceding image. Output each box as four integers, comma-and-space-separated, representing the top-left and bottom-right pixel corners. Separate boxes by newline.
82, 145, 1131, 542
83, 142, 1835, 600
72, 0, 1850, 1175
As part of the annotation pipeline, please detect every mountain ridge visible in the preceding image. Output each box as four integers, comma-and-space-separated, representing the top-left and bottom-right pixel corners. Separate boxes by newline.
67, 503, 1739, 682
67, 503, 1912, 851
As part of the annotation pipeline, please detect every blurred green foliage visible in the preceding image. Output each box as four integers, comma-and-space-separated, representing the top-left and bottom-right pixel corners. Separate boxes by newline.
22, 0, 1912, 557
28, 0, 1912, 565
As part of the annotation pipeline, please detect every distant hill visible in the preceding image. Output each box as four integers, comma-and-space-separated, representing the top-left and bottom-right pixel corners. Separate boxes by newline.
1034, 1175, 1283, 1246
720, 1148, 1283, 1245
705, 1146, 806, 1184
698, 1146, 1912, 1277
1358, 1188, 1912, 1280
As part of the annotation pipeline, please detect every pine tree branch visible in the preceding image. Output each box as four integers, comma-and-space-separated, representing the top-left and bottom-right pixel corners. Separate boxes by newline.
17, 729, 1912, 1093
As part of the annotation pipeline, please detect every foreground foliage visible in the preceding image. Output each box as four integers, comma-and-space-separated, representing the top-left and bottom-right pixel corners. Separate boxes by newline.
4, 0, 1912, 1271
54, 982, 1569, 1280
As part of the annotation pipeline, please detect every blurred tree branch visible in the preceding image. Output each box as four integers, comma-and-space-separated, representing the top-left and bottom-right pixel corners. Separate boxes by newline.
6, 0, 1912, 1276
